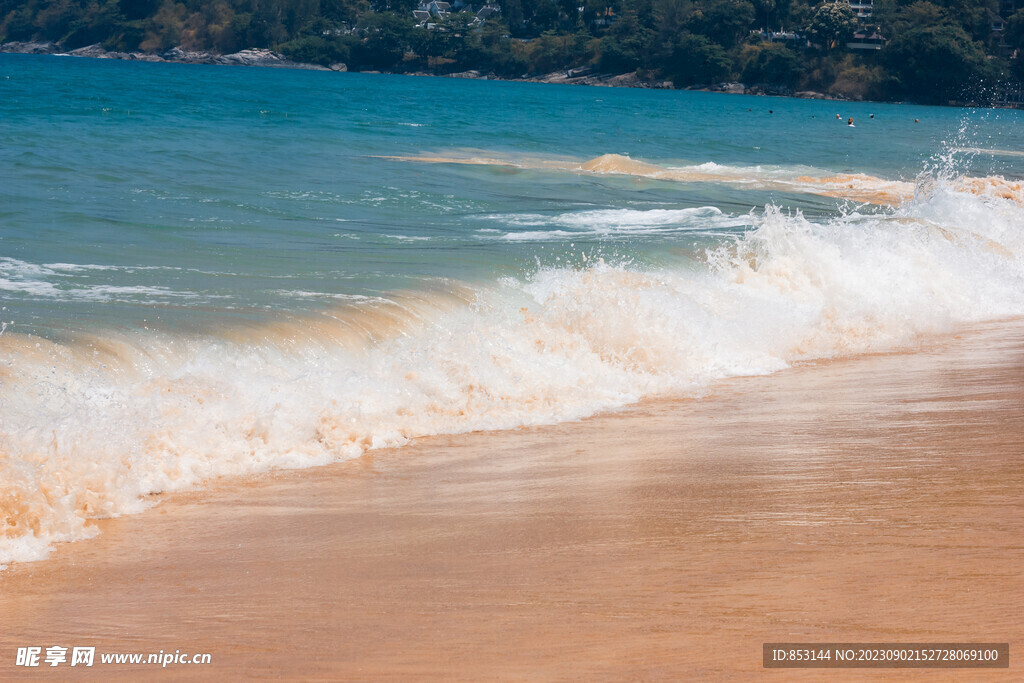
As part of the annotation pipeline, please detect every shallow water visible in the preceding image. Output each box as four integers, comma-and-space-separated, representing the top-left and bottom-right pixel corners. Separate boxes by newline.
2, 53, 1024, 566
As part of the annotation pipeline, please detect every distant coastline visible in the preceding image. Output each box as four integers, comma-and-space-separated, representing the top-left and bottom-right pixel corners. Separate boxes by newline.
0, 40, 862, 104
6, 39, 1023, 109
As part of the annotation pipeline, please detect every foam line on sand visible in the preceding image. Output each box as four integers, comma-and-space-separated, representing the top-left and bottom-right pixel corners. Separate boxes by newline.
1, 318, 1021, 678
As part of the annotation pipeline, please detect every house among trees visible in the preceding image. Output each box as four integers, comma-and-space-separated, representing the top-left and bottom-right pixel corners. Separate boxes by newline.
750, 29, 807, 47
991, 0, 1020, 55
422, 1, 452, 19
846, 0, 874, 22
413, 3, 500, 29
835, 0, 884, 51
592, 8, 618, 29
846, 29, 887, 50
475, 5, 500, 22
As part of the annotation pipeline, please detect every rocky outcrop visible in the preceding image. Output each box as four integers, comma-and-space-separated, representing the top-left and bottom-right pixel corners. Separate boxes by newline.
0, 41, 59, 54
744, 83, 794, 97
160, 46, 213, 63
214, 48, 321, 68
699, 83, 849, 100
526, 70, 673, 89
446, 70, 487, 79
710, 82, 746, 94
67, 44, 115, 58
1, 42, 331, 71
65, 44, 166, 61
160, 46, 321, 68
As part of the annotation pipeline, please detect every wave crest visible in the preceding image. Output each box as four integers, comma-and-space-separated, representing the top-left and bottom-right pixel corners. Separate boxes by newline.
2, 176, 1023, 568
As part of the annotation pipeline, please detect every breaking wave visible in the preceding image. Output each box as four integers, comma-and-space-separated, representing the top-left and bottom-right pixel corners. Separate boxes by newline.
2, 173, 1024, 568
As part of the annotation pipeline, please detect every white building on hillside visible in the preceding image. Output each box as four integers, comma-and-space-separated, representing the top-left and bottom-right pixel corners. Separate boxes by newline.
847, 0, 872, 20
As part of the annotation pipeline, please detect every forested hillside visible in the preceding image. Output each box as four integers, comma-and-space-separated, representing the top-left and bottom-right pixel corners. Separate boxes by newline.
3, 0, 1024, 103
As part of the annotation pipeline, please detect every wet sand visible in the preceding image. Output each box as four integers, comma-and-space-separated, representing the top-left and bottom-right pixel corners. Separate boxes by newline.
1, 320, 1022, 679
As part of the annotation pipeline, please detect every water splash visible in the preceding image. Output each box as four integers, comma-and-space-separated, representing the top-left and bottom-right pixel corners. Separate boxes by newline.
2, 168, 1023, 569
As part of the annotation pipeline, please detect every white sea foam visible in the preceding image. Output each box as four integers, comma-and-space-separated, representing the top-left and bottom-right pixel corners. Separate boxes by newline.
0, 257, 195, 301
44, 263, 123, 272
1, 257, 58, 278
0, 278, 63, 297
501, 229, 579, 241
383, 234, 433, 241
955, 147, 1024, 158
672, 161, 817, 181
490, 207, 753, 240
2, 176, 1023, 567
277, 290, 386, 302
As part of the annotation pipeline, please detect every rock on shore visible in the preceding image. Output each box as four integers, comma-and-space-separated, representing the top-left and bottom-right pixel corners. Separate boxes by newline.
1, 42, 333, 71
0, 40, 60, 54
526, 70, 674, 89
701, 81, 845, 100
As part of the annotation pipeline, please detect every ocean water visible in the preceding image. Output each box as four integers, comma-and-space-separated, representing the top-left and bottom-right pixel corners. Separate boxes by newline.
2, 53, 1024, 567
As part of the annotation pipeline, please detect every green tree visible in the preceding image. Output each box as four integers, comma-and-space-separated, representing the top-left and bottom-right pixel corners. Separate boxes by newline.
1, 7, 40, 41
652, 0, 695, 41
687, 0, 756, 49
279, 34, 353, 65
739, 41, 801, 84
805, 1, 856, 51
350, 11, 414, 69
884, 23, 991, 102
120, 0, 162, 22
874, 0, 997, 42
1005, 7, 1024, 52
1008, 8, 1024, 80
829, 54, 898, 99
874, 0, 949, 35
597, 8, 655, 72
661, 32, 732, 85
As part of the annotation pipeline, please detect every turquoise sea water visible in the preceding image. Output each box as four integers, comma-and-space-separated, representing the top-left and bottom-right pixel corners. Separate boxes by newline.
3, 53, 1024, 334
2, 53, 1024, 566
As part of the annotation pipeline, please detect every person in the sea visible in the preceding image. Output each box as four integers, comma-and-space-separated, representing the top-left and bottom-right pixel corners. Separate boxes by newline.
848, 117, 854, 126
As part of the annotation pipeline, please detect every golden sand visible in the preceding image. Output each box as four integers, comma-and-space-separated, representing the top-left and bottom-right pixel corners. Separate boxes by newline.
0, 319, 1021, 678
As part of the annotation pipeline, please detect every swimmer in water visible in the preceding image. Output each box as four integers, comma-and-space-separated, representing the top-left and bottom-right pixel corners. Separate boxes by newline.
848, 117, 854, 126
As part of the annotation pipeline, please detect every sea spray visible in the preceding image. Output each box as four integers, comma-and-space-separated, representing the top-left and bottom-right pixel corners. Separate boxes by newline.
2, 174, 1023, 568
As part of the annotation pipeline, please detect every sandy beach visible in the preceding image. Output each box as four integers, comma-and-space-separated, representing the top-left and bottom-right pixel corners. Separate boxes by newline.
1, 318, 1021, 678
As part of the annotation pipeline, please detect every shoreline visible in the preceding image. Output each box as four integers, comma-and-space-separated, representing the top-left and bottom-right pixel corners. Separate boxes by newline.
0, 40, 902, 105
2, 318, 1021, 677
8, 38, 1022, 109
